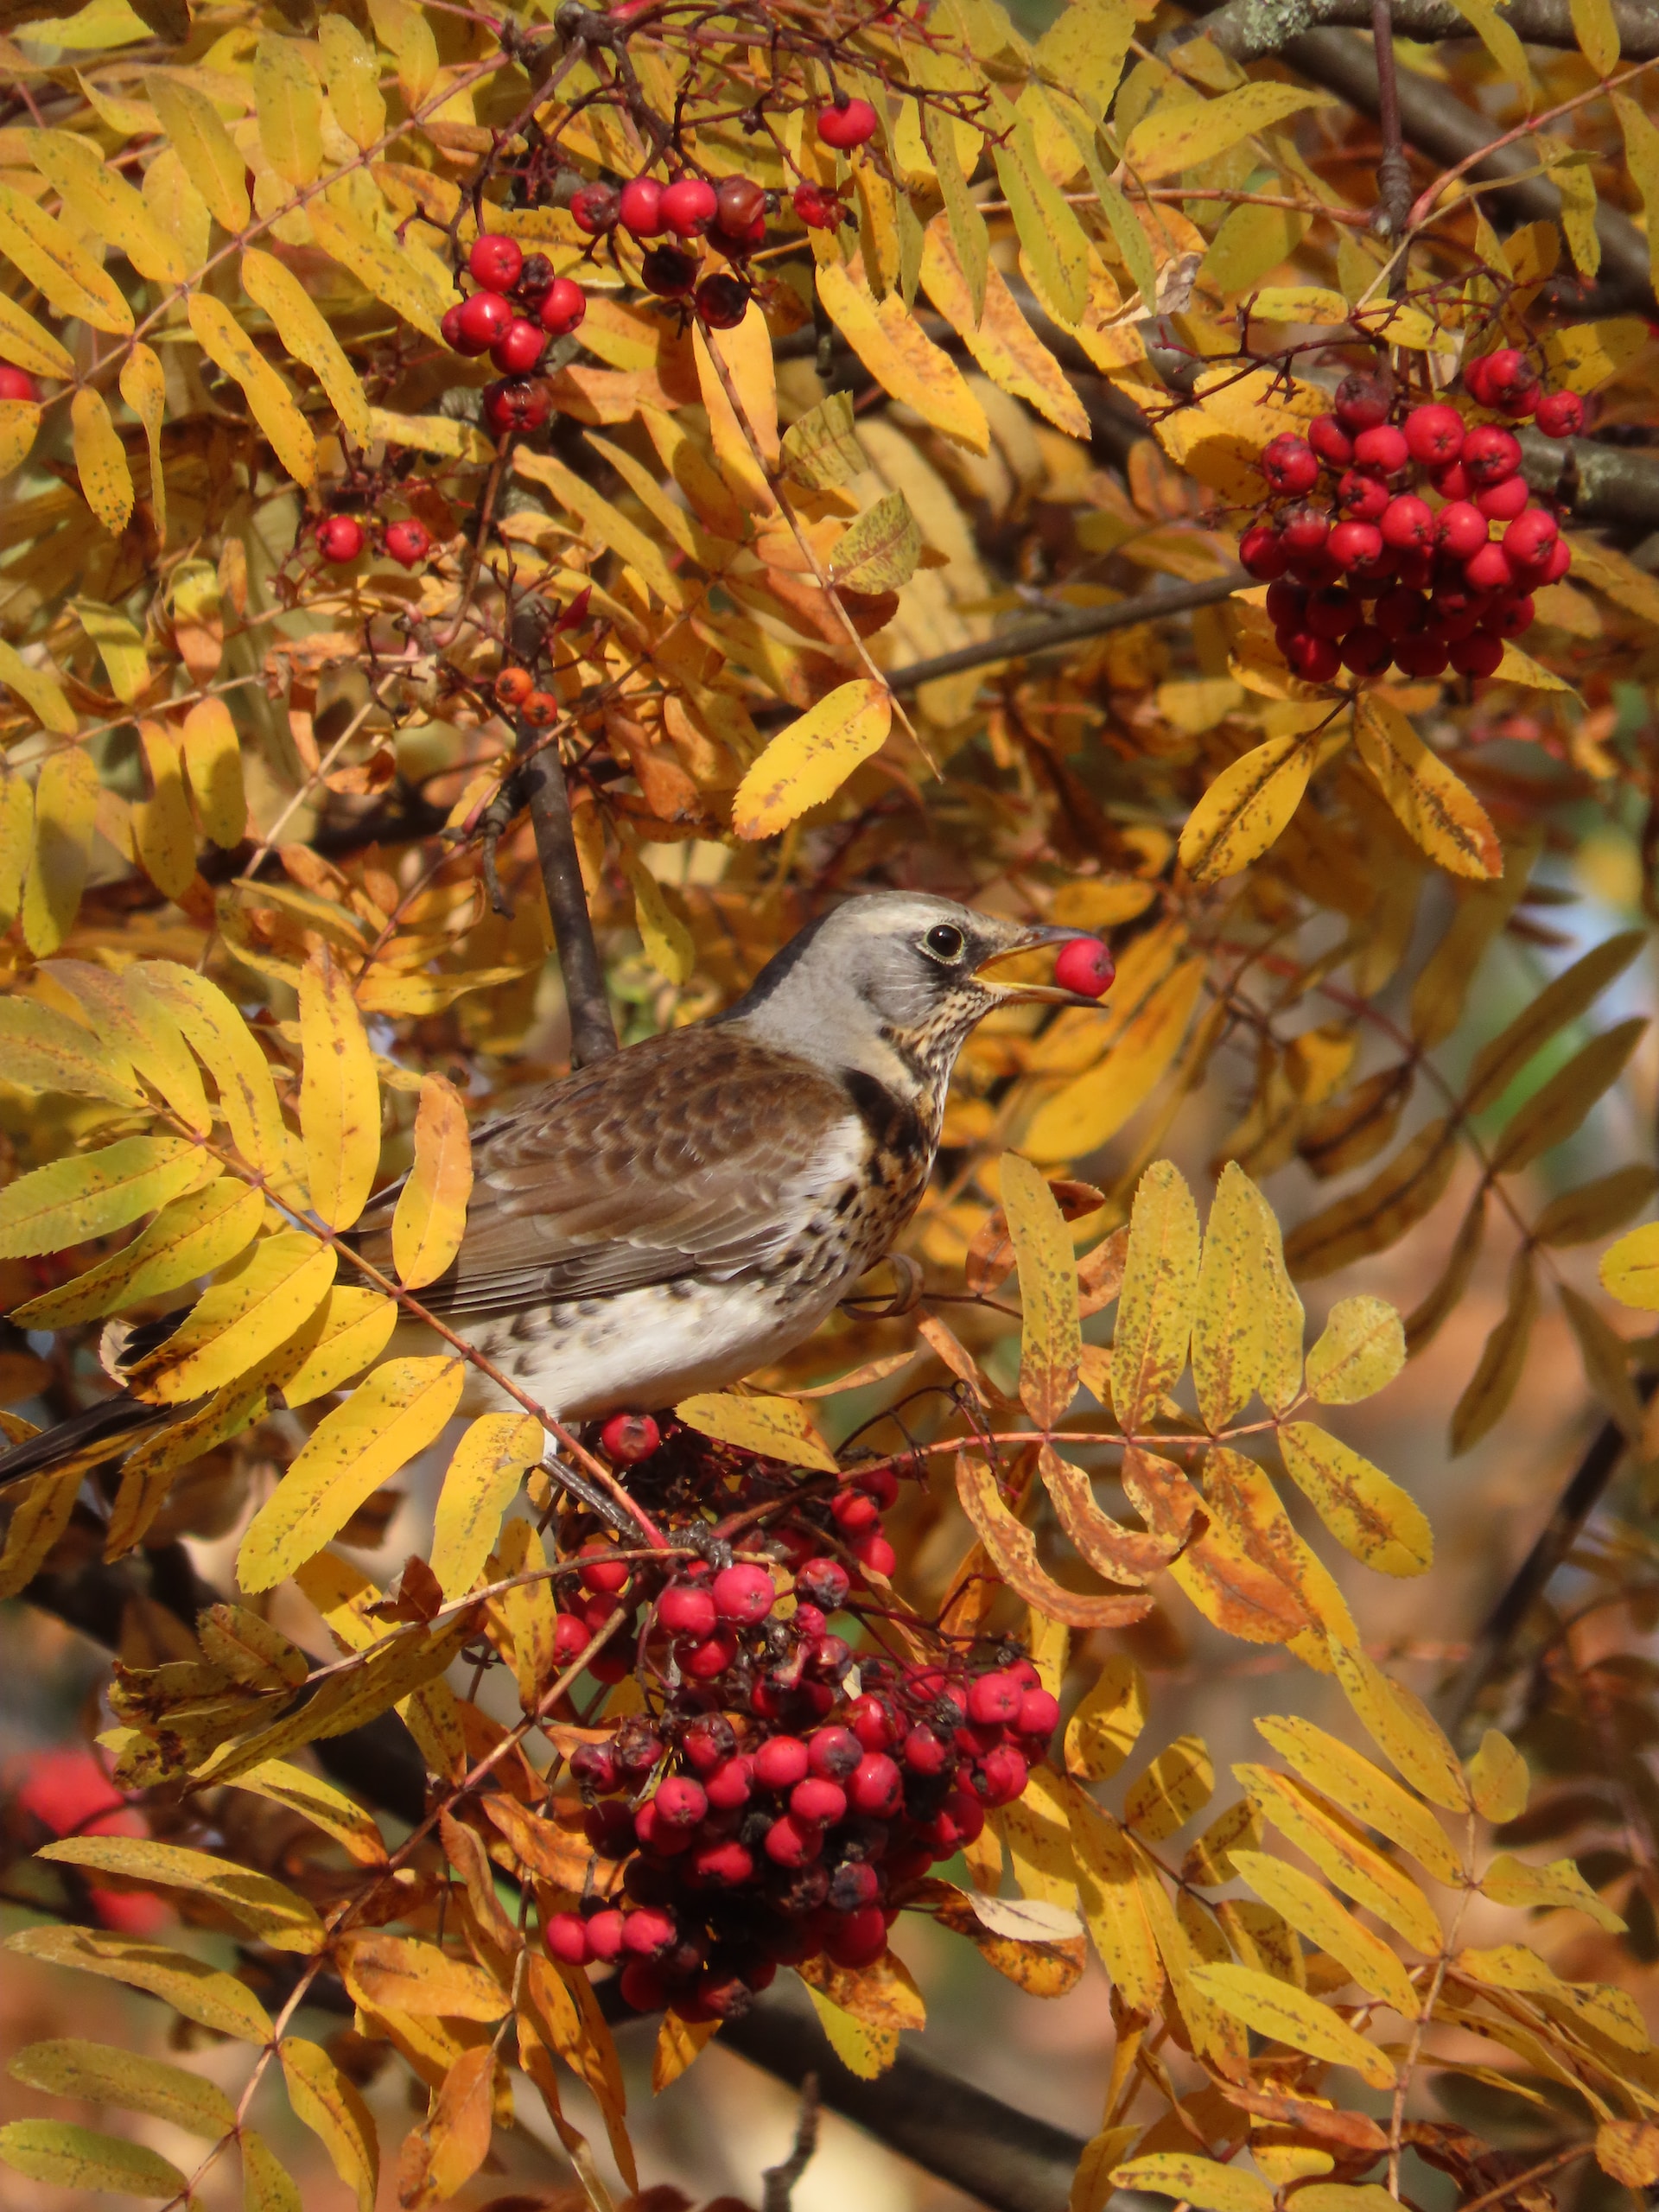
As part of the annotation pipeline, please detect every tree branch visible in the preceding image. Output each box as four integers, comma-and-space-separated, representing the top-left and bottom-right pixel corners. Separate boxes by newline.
1371, 0, 1415, 251
1196, 0, 1659, 60
1519, 426, 1659, 530
885, 572, 1249, 692
515, 715, 618, 1067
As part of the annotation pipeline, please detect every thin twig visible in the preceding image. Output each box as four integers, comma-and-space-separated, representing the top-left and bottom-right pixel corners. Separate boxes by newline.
762, 2075, 822, 2212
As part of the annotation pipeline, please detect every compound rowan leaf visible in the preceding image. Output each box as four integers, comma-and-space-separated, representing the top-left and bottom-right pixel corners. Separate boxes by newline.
133, 962, 292, 1182
239, 1356, 465, 1592
188, 293, 316, 488
10, 2039, 236, 2136
1354, 696, 1501, 880
298, 948, 379, 1230
1002, 1154, 1081, 1425
50, 953, 212, 1127
0, 646, 73, 738
401, 2044, 498, 2207
1202, 1447, 1358, 1660
127, 1233, 336, 1407
41, 1837, 324, 1952
0, 992, 142, 1107
241, 248, 372, 446
1113, 1160, 1200, 1428
70, 386, 133, 537
1179, 731, 1317, 884
0, 1136, 212, 1260
733, 679, 893, 839
1041, 1445, 1185, 1585
1452, 1945, 1649, 2049
922, 105, 989, 325
676, 1391, 837, 1471
957, 1453, 1153, 1629
1124, 1733, 1214, 1841
1328, 1644, 1471, 1813
920, 221, 1089, 437
279, 2039, 378, 2212
831, 488, 925, 592
339, 1933, 510, 2020
816, 260, 989, 453
1237, 1764, 1446, 1948
1305, 1295, 1405, 1404
1468, 1727, 1530, 1823
22, 747, 101, 957
33, 129, 184, 285
431, 1412, 544, 1599
1111, 2153, 1273, 2212
6, 1926, 273, 2042
1123, 82, 1337, 180
988, 94, 1090, 323
1253, 1719, 1462, 1885
1597, 2122, 1659, 2190
0, 2120, 186, 2198
1190, 1961, 1397, 2087
254, 35, 325, 187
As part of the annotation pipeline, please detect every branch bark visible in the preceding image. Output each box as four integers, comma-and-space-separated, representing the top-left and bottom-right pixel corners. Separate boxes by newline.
886, 572, 1249, 692
1519, 426, 1659, 530
516, 716, 618, 1066
1197, 0, 1659, 60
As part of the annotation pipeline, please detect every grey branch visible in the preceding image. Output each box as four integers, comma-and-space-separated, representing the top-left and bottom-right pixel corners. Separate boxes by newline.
1198, 0, 1659, 61
887, 572, 1249, 691
516, 718, 619, 1067
1190, 5, 1655, 314
1519, 427, 1659, 531
761, 2073, 821, 2212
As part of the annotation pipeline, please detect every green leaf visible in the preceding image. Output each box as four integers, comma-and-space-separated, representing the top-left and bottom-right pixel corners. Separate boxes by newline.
0, 2120, 186, 2196
1489, 1018, 1645, 1173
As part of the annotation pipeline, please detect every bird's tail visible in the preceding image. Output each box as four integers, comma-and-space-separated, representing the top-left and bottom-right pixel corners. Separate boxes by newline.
0, 1395, 171, 1491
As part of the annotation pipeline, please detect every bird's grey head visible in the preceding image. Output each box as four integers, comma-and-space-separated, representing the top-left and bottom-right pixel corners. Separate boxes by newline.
718, 892, 1100, 1100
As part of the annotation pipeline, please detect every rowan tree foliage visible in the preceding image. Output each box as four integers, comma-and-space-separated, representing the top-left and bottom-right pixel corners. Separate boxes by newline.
3, 0, 1659, 2208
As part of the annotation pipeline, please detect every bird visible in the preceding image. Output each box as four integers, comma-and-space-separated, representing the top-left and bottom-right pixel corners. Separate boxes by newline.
0, 893, 1106, 1485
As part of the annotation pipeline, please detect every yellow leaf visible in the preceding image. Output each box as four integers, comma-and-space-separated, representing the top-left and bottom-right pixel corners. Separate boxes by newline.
0, 2120, 185, 2199
732, 679, 893, 839
1203, 1447, 1357, 1666
1482, 1852, 1625, 1931
41, 1838, 323, 1953
298, 947, 379, 1230
0, 292, 73, 378
1042, 1443, 1186, 1585
0, 643, 74, 735
1445, 0, 1535, 102
132, 961, 292, 1181
366, 406, 493, 462
1278, 1421, 1431, 1577
816, 260, 989, 454
145, 70, 251, 232
42, 957, 207, 1132
69, 385, 133, 537
675, 1390, 837, 1472
1304, 1295, 1404, 1404
1248, 284, 1353, 323
653, 2014, 721, 2091
430, 1411, 543, 1599
514, 444, 687, 609
1253, 1719, 1461, 1885
1231, 1849, 1420, 2016
308, 194, 447, 346
1327, 1643, 1470, 1811
1065, 1652, 1147, 1781
1179, 729, 1317, 883
30, 128, 186, 286
988, 89, 1090, 324
127, 1233, 338, 1406
620, 842, 696, 984
1191, 1161, 1284, 1429
957, 1452, 1153, 1629
1601, 1218, 1659, 1308
1124, 82, 1337, 180
0, 397, 39, 480
22, 747, 101, 957
693, 302, 779, 512
254, 35, 324, 187
1111, 2152, 1274, 2212
804, 1984, 897, 2078
320, 15, 386, 149
74, 598, 149, 703
5, 1925, 272, 2043
1452, 1945, 1649, 2049
1001, 1154, 1081, 1426
10, 2039, 235, 2137
0, 1135, 212, 1259
392, 1073, 472, 1288
0, 778, 28, 929
403, 2044, 499, 2204
241, 247, 372, 446
1189, 1961, 1396, 2087
1112, 1159, 1200, 1429
1022, 956, 1205, 1162
1468, 1727, 1529, 1823
187, 292, 315, 488
1354, 696, 1500, 880
180, 696, 246, 848
0, 182, 133, 334
132, 723, 196, 899
1124, 1732, 1214, 1841
920, 219, 1090, 438
118, 344, 167, 543
278, 2040, 378, 2212
1238, 1763, 1446, 1948
1065, 1783, 1164, 2010
229, 1758, 387, 1866
0, 992, 143, 1107
238, 1357, 465, 1591
243, 2133, 302, 2212
831, 490, 923, 593
1597, 2122, 1659, 2190
341, 1934, 508, 2020
270, 1288, 398, 1408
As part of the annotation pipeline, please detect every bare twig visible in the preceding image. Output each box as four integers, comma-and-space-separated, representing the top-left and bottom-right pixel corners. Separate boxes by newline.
880, 572, 1248, 692
1370, 0, 1414, 256
762, 2074, 822, 2212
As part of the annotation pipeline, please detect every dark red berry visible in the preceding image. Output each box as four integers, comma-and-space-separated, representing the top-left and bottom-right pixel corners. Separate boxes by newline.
1485, 594, 1535, 635
796, 1557, 849, 1611
824, 1904, 888, 1967
1265, 579, 1306, 629
808, 1726, 862, 1780
975, 1745, 1030, 1805
538, 276, 587, 337
1239, 523, 1287, 580
570, 183, 620, 235
696, 272, 750, 328
600, 1412, 660, 1464
792, 183, 842, 230
1304, 586, 1357, 639
817, 97, 879, 149
482, 378, 550, 435
1279, 505, 1330, 556
1285, 632, 1342, 682
715, 175, 767, 231
1452, 632, 1505, 677
1340, 625, 1392, 676
1392, 635, 1450, 677
764, 1813, 823, 1867
619, 177, 665, 236
641, 245, 699, 297
1535, 389, 1584, 439
1262, 435, 1319, 495
660, 177, 718, 236
1335, 369, 1394, 430
1375, 588, 1429, 640
468, 233, 524, 293
569, 1740, 620, 1792
317, 515, 365, 563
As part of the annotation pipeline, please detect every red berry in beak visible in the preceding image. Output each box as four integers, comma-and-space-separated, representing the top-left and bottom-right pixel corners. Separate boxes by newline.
1054, 938, 1115, 998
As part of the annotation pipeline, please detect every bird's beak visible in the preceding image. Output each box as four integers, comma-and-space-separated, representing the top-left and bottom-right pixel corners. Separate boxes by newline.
973, 923, 1109, 1007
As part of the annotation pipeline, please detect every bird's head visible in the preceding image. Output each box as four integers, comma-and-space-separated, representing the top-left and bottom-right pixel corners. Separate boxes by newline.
721, 892, 1109, 1098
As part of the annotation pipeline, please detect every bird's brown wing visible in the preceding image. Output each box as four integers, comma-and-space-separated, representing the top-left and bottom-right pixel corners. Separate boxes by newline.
351, 1027, 860, 1322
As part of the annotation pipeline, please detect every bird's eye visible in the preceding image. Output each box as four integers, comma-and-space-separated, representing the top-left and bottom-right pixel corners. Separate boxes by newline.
924, 923, 966, 961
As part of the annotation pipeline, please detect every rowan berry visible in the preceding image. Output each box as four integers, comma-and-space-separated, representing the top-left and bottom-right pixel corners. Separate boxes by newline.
1462, 424, 1522, 486
712, 1562, 774, 1624
570, 183, 620, 235
791, 1776, 847, 1825
1380, 494, 1433, 550
601, 1411, 660, 1463
633, 1797, 692, 1853
1465, 541, 1516, 594
849, 1697, 895, 1751
716, 175, 767, 231
586, 1802, 633, 1856
903, 1724, 950, 1774
641, 245, 699, 297
658, 1583, 717, 1638
1476, 476, 1529, 521
491, 317, 545, 377
586, 1909, 626, 1960
817, 96, 879, 149
546, 1911, 591, 1964
754, 1735, 810, 1790
660, 177, 718, 236
764, 1813, 823, 1866
1403, 402, 1464, 466
849, 1751, 904, 1815
824, 1904, 888, 1967
792, 183, 842, 229
1504, 507, 1560, 566
1285, 632, 1342, 682
1288, 548, 1341, 588
1485, 594, 1535, 635
1375, 588, 1430, 640
1431, 460, 1471, 501
538, 276, 587, 336
696, 272, 751, 328
384, 519, 430, 569
1279, 505, 1331, 557
705, 1753, 754, 1808
1262, 435, 1319, 494
468, 234, 524, 293
1353, 423, 1409, 476
458, 289, 512, 350
1265, 579, 1306, 629
975, 1745, 1030, 1805
795, 1557, 849, 1610
1428, 599, 1483, 642
481, 379, 550, 436
494, 667, 533, 708
808, 1726, 862, 1781
830, 1860, 882, 1912
679, 1627, 741, 1679
1536, 537, 1572, 583
1054, 938, 1115, 997
1395, 548, 1436, 590
690, 1838, 754, 1886
1337, 470, 1389, 522
1328, 520, 1383, 570
316, 515, 365, 563
1341, 624, 1392, 676
570, 1740, 620, 1792
1239, 523, 1288, 580
520, 688, 560, 727
619, 176, 666, 236
849, 1529, 897, 1577
1452, 631, 1505, 677
1535, 389, 1584, 438
653, 1777, 708, 1828
1306, 413, 1352, 467
1303, 586, 1357, 639
1335, 368, 1394, 429
0, 365, 40, 404
1392, 635, 1450, 677
1016, 1688, 1061, 1738
966, 1671, 1023, 1726
1434, 501, 1487, 559
580, 1538, 632, 1595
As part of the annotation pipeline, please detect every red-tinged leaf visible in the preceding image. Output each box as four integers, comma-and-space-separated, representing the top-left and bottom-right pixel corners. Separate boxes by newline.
956, 1452, 1152, 1630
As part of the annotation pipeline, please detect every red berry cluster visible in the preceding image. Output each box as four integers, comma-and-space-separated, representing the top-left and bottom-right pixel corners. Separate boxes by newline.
315, 513, 431, 569
1238, 359, 1576, 684
537, 1417, 1057, 2024
439, 235, 583, 437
